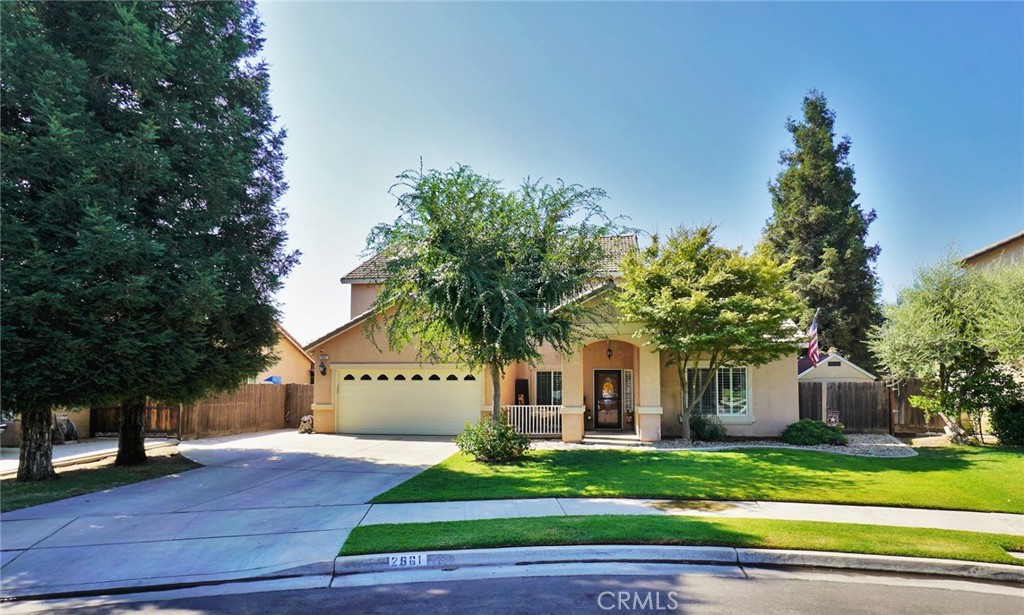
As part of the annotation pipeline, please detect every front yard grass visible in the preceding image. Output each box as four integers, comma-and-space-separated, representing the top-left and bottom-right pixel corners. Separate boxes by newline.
1, 448, 200, 512
341, 516, 1024, 566
373, 446, 1024, 513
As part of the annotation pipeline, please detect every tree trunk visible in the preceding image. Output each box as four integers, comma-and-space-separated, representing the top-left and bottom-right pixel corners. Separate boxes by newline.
17, 409, 57, 481
490, 363, 502, 425
116, 397, 148, 466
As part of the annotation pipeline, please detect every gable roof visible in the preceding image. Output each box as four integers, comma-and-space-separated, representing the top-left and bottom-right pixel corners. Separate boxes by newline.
340, 234, 639, 284
797, 351, 876, 380
276, 323, 315, 365
961, 230, 1024, 266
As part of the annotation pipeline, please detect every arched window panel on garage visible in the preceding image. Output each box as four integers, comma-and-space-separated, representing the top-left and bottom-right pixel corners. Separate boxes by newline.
412, 374, 423, 380
429, 374, 441, 381
360, 374, 372, 380
464, 375, 476, 381
394, 374, 406, 380
343, 374, 355, 381
377, 374, 388, 380
446, 374, 458, 381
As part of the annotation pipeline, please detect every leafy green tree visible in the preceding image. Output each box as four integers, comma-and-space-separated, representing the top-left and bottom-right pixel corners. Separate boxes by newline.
367, 164, 617, 424
869, 257, 1019, 439
760, 90, 881, 370
1, 1, 296, 478
615, 225, 803, 440
976, 260, 1024, 371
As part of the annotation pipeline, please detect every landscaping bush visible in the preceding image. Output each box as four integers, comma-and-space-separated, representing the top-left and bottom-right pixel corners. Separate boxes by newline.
689, 412, 727, 442
455, 416, 531, 462
990, 398, 1024, 447
781, 419, 848, 446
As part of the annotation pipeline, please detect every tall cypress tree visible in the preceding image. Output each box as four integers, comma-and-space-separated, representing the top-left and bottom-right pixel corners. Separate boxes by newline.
760, 90, 881, 370
1, 1, 297, 478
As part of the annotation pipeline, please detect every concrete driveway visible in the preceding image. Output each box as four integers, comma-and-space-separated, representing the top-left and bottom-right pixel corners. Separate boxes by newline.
0, 430, 456, 599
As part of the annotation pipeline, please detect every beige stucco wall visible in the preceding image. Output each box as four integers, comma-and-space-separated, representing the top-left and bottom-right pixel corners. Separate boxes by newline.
964, 235, 1024, 270
256, 336, 314, 385
659, 351, 799, 438
799, 359, 874, 383
350, 283, 380, 316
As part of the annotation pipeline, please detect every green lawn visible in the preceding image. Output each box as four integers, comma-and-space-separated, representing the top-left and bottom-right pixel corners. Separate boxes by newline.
373, 446, 1024, 513
1, 452, 200, 512
342, 515, 1024, 565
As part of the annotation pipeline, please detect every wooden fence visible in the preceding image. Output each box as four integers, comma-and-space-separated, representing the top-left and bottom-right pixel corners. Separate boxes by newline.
91, 383, 314, 439
797, 378, 943, 435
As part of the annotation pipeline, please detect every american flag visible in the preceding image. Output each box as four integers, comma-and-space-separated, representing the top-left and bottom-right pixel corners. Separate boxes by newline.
807, 312, 820, 367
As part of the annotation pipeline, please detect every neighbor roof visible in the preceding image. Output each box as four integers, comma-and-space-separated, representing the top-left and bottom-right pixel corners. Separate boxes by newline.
961, 230, 1024, 266
340, 235, 639, 284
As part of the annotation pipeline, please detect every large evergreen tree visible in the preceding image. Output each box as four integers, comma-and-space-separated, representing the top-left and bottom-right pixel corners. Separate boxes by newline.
1, 1, 297, 479
760, 90, 881, 369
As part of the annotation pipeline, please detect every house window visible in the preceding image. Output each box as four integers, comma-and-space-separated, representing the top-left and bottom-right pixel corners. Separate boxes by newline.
686, 367, 749, 416
536, 371, 563, 406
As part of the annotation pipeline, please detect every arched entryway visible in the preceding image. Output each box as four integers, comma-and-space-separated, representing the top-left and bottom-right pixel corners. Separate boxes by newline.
581, 339, 639, 433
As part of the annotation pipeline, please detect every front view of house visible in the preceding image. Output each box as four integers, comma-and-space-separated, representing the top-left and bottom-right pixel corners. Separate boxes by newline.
305, 236, 799, 442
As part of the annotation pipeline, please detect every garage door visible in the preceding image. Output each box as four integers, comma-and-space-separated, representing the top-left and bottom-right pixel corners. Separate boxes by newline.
335, 366, 483, 435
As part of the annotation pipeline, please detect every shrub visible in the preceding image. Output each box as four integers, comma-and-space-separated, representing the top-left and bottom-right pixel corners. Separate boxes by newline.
455, 416, 531, 462
990, 398, 1024, 447
781, 419, 848, 446
689, 412, 728, 442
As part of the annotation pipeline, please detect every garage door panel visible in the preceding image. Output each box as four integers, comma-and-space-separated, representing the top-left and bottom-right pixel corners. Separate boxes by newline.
336, 368, 482, 435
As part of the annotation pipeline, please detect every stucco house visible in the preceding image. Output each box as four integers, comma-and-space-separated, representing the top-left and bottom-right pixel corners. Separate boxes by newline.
254, 324, 315, 385
304, 236, 800, 442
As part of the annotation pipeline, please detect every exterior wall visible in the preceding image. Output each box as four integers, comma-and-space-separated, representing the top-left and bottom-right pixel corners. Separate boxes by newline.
309, 314, 435, 406
963, 235, 1024, 270
255, 336, 314, 385
659, 351, 799, 438
799, 360, 874, 383
350, 283, 380, 316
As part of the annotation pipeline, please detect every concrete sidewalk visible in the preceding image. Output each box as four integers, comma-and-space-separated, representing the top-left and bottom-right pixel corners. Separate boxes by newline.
0, 438, 175, 477
359, 498, 1024, 536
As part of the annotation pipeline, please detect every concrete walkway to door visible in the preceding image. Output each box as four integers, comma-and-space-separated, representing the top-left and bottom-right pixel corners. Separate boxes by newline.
0, 430, 456, 599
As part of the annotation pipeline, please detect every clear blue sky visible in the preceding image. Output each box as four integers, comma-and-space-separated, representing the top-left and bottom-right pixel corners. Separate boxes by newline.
257, 1, 1024, 346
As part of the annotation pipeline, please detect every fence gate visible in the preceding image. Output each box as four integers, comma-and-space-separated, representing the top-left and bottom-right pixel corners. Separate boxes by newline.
826, 381, 890, 433
798, 382, 822, 421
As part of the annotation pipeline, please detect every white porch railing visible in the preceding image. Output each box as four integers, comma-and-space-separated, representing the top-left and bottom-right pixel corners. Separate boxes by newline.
502, 405, 562, 436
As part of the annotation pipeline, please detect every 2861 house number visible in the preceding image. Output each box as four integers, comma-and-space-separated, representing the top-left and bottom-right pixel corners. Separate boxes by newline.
388, 554, 426, 567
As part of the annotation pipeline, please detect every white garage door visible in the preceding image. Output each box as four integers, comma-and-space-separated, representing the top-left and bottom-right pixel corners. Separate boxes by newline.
335, 366, 483, 435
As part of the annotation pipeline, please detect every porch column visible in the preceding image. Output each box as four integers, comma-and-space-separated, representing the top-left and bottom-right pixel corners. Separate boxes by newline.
560, 349, 585, 442
637, 347, 663, 441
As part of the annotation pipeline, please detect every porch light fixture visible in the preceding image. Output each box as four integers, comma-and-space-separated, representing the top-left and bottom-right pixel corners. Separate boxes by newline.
606, 341, 613, 360
318, 350, 329, 376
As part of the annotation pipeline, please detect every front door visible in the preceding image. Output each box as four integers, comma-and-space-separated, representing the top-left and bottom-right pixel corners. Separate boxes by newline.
594, 370, 622, 429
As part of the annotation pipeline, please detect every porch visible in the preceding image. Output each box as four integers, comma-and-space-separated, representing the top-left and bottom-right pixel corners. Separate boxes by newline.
497, 335, 664, 442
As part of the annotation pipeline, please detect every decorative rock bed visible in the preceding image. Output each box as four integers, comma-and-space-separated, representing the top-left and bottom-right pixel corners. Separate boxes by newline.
532, 433, 918, 458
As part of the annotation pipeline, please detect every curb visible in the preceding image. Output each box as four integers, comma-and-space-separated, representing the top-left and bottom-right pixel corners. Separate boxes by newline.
334, 545, 1024, 584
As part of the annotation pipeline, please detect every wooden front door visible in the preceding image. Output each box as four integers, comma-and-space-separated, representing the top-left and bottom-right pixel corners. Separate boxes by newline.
594, 370, 622, 429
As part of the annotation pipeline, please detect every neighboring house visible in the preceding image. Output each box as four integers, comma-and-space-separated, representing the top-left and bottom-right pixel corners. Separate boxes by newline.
304, 236, 800, 442
255, 324, 315, 385
961, 230, 1024, 270
798, 350, 876, 383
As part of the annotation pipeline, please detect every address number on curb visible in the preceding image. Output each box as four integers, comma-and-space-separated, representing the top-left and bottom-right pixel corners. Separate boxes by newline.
388, 554, 426, 567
